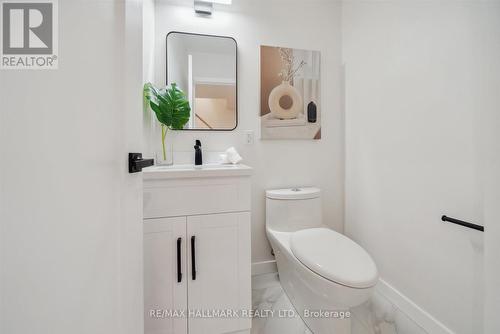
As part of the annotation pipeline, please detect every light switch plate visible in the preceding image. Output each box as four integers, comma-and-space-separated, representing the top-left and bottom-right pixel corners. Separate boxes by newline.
244, 130, 254, 145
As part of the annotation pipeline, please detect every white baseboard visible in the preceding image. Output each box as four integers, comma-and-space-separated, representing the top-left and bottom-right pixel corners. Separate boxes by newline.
252, 260, 277, 276
376, 279, 455, 334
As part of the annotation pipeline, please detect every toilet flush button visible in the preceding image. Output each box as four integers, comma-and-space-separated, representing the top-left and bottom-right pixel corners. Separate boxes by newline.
291, 188, 301, 192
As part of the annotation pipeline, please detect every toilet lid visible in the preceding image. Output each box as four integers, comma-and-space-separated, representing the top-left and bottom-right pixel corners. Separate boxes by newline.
290, 228, 378, 288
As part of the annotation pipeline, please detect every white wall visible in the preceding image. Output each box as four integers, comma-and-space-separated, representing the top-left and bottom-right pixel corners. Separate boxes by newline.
192, 52, 235, 82
0, 1, 144, 334
480, 2, 500, 333
143, 0, 156, 83
167, 34, 190, 91
483, 92, 500, 332
149, 0, 344, 265
143, 0, 157, 152
343, 1, 497, 333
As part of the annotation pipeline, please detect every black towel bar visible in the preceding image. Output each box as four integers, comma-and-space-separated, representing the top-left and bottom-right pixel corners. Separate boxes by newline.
441, 215, 484, 232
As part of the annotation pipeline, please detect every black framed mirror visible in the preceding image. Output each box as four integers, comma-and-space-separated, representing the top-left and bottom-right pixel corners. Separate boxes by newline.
166, 31, 237, 131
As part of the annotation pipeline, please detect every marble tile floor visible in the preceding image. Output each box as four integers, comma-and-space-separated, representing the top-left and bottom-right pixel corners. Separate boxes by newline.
251, 273, 428, 334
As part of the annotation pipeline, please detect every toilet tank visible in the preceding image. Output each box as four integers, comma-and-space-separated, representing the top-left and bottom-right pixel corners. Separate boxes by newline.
266, 187, 322, 232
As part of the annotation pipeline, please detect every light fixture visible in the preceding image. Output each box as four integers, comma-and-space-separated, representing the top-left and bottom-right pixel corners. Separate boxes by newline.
194, 0, 232, 15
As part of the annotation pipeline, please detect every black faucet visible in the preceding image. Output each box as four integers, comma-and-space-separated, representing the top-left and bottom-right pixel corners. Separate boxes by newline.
194, 140, 202, 165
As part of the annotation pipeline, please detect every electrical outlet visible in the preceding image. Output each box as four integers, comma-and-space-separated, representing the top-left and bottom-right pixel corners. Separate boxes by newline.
244, 130, 254, 145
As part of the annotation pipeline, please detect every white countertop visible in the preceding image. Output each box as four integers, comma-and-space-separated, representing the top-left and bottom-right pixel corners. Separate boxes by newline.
143, 163, 252, 180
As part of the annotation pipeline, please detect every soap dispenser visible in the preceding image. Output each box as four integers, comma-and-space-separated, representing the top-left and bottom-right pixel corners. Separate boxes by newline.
194, 140, 202, 166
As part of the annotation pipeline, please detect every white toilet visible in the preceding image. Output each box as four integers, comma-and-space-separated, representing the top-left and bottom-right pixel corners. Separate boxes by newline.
265, 187, 378, 334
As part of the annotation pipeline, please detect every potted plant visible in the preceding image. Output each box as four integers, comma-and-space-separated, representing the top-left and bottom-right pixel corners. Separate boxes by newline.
143, 82, 191, 165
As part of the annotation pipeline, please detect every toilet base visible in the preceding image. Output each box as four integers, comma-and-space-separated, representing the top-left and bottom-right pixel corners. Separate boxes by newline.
267, 228, 374, 334
280, 260, 353, 334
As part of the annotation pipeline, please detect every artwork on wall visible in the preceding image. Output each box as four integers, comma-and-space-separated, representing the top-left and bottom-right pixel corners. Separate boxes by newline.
260, 45, 321, 140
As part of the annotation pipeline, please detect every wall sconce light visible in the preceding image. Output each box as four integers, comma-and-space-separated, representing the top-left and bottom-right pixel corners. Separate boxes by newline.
194, 0, 232, 15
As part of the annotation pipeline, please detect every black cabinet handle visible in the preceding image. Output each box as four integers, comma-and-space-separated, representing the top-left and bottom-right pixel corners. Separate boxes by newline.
191, 236, 197, 280
176, 238, 182, 283
442, 215, 484, 232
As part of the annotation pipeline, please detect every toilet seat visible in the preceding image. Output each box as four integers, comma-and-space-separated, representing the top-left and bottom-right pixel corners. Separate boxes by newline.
290, 228, 378, 288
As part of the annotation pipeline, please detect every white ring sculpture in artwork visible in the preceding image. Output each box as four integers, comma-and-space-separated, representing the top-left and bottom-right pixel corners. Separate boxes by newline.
268, 81, 303, 119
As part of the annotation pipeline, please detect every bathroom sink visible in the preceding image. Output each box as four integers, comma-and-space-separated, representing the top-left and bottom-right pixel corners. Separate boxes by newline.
143, 163, 252, 179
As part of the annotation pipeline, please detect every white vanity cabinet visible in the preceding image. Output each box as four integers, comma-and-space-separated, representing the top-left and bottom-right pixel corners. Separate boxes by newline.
144, 217, 188, 334
143, 165, 252, 334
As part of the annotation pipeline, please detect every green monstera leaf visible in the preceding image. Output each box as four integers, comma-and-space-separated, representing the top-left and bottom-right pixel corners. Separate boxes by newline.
143, 82, 191, 161
143, 82, 191, 130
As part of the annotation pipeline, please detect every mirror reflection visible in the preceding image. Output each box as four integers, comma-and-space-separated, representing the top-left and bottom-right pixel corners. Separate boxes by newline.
167, 32, 237, 130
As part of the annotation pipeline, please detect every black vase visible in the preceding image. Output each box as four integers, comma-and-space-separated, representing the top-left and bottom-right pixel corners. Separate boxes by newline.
307, 101, 317, 123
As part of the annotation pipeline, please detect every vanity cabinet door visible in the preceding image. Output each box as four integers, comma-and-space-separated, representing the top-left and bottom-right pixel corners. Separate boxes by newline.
144, 217, 188, 334
187, 212, 251, 334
